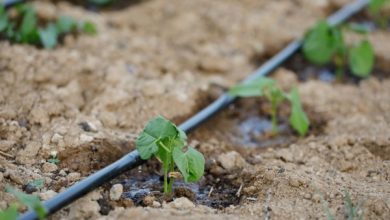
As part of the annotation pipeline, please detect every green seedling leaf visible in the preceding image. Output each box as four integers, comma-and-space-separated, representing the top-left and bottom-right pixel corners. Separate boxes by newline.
48, 157, 60, 164
29, 179, 45, 189
56, 16, 77, 34
0, 204, 18, 220
173, 147, 205, 183
39, 23, 58, 49
303, 21, 339, 65
228, 77, 275, 97
348, 40, 374, 77
19, 5, 40, 44
346, 23, 370, 34
369, 0, 387, 15
0, 6, 8, 32
81, 21, 97, 35
288, 88, 309, 136
136, 116, 180, 160
89, 0, 114, 6
6, 186, 47, 220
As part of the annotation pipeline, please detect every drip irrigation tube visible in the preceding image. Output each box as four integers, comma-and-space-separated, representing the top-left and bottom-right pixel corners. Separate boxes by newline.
2, 0, 25, 8
14, 0, 369, 219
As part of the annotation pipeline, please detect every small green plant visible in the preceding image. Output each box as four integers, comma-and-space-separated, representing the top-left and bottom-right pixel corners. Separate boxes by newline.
89, 0, 115, 6
303, 21, 374, 79
0, 186, 47, 220
369, 0, 390, 28
0, 4, 96, 49
136, 116, 205, 194
318, 190, 364, 220
229, 77, 309, 136
47, 151, 60, 164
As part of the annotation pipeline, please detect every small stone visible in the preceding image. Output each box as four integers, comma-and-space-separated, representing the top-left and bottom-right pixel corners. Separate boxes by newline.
59, 169, 67, 176
142, 195, 156, 207
109, 184, 123, 201
67, 172, 81, 183
78, 122, 98, 133
288, 176, 302, 188
9, 172, 23, 185
79, 134, 94, 144
152, 201, 161, 208
51, 133, 63, 143
0, 172, 3, 182
312, 193, 322, 203
304, 193, 312, 199
23, 183, 38, 194
42, 162, 58, 173
40, 190, 57, 200
168, 197, 195, 210
0, 140, 15, 152
217, 151, 247, 171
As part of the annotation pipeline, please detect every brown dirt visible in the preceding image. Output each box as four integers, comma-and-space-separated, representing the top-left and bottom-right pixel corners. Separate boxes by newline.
0, 0, 389, 219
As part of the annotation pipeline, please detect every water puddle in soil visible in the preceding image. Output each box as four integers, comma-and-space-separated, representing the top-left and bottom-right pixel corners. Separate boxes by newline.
119, 167, 240, 209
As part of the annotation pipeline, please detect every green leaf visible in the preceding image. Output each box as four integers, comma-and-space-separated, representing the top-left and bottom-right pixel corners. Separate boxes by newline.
19, 5, 39, 44
348, 40, 374, 77
346, 23, 370, 34
0, 204, 18, 220
39, 23, 58, 49
136, 116, 179, 160
303, 21, 340, 65
0, 6, 8, 32
89, 0, 114, 6
288, 88, 309, 136
56, 16, 77, 34
229, 77, 275, 97
29, 179, 45, 189
369, 0, 387, 15
81, 21, 97, 35
6, 186, 47, 220
173, 147, 205, 183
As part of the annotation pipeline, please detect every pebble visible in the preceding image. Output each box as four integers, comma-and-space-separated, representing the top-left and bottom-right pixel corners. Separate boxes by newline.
0, 140, 15, 151
51, 133, 63, 143
217, 151, 247, 171
152, 201, 161, 208
143, 195, 156, 207
40, 190, 57, 200
109, 184, 123, 201
312, 193, 322, 203
79, 134, 94, 144
42, 162, 58, 173
67, 172, 81, 183
0, 172, 3, 182
168, 197, 195, 210
288, 176, 302, 188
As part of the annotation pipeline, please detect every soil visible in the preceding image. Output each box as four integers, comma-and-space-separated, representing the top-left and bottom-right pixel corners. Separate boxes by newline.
0, 0, 389, 220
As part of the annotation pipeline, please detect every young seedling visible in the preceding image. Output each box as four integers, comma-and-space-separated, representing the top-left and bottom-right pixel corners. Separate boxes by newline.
229, 77, 310, 136
369, 0, 390, 29
136, 116, 205, 194
0, 186, 47, 220
303, 21, 374, 79
318, 190, 364, 220
0, 3, 97, 49
47, 151, 60, 164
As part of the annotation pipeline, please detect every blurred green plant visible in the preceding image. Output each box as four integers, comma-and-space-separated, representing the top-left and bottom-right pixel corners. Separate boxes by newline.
0, 3, 96, 49
303, 21, 374, 79
369, 0, 390, 28
229, 77, 309, 136
0, 186, 47, 220
318, 190, 364, 220
136, 116, 205, 194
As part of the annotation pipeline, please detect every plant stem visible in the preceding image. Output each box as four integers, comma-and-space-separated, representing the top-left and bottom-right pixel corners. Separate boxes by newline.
271, 102, 278, 134
167, 155, 175, 193
163, 165, 168, 194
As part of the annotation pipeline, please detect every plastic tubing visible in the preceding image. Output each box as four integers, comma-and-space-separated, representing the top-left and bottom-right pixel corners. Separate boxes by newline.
16, 0, 369, 219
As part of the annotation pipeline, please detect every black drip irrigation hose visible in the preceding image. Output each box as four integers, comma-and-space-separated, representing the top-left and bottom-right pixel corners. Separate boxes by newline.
10, 0, 369, 219
2, 0, 25, 8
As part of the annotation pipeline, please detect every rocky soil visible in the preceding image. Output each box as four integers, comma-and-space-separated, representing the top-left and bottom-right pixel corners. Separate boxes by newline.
0, 0, 389, 219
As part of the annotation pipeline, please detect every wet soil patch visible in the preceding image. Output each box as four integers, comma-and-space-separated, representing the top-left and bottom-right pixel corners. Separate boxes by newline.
104, 159, 242, 211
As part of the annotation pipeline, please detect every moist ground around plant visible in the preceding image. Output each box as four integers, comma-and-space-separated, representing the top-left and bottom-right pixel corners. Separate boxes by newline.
0, 0, 390, 220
